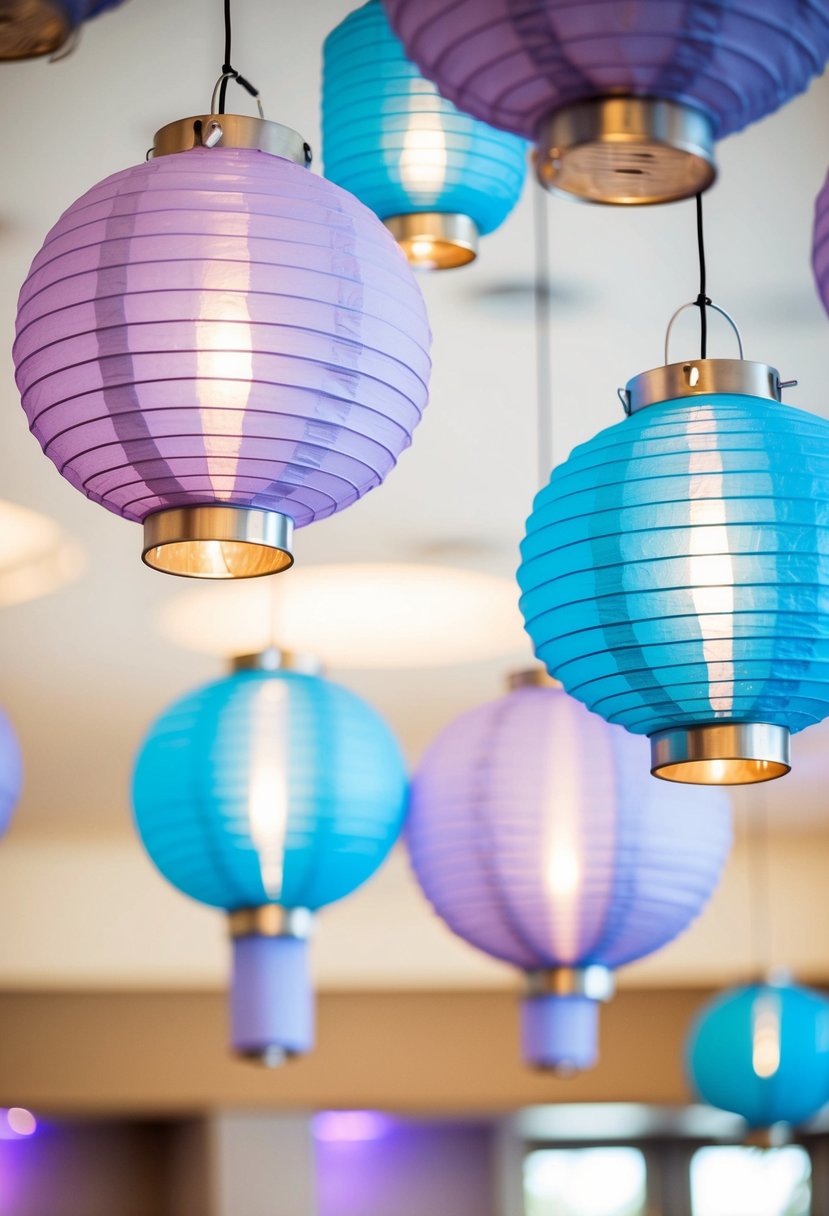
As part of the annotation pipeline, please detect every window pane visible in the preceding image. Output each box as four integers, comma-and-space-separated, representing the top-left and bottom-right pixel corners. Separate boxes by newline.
691, 1146, 811, 1216
523, 1147, 647, 1216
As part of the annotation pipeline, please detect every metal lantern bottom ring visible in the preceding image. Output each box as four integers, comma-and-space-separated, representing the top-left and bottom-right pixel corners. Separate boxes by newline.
535, 97, 716, 206
650, 723, 791, 786
384, 213, 479, 270
142, 506, 294, 579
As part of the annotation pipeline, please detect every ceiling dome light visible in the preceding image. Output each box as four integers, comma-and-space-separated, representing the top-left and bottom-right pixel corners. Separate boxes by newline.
322, 0, 526, 269
155, 563, 527, 668
407, 673, 731, 1073
383, 0, 829, 205
687, 979, 829, 1130
518, 301, 829, 785
0, 500, 83, 607
14, 112, 431, 579
0, 0, 127, 61
133, 654, 407, 1064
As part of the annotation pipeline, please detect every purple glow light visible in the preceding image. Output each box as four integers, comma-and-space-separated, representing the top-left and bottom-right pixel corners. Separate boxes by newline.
312, 1111, 393, 1143
0, 1109, 36, 1140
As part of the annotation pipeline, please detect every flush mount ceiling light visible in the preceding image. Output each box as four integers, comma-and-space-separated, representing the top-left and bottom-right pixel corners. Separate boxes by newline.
383, 0, 829, 205
0, 500, 83, 607
408, 672, 731, 1074
155, 563, 528, 668
133, 651, 407, 1065
322, 0, 527, 270
519, 197, 829, 786
687, 979, 829, 1132
14, 7, 431, 580
0, 0, 127, 61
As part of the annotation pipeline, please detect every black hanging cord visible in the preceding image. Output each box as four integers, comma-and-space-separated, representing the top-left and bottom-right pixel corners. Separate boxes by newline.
217, 0, 260, 114
695, 192, 711, 360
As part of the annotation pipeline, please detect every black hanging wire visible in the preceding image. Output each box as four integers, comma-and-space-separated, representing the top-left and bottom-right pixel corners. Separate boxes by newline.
695, 192, 711, 360
533, 182, 554, 488
217, 0, 260, 115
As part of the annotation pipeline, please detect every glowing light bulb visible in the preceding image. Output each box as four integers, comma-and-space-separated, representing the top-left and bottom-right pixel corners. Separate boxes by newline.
410, 239, 435, 262
196, 288, 254, 498
547, 849, 581, 897
752, 992, 782, 1079
399, 117, 447, 191
246, 681, 290, 899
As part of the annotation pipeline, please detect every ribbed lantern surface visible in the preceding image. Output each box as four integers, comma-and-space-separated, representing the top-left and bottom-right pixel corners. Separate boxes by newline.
384, 0, 829, 141
518, 395, 829, 780
133, 666, 407, 1062
133, 668, 407, 910
0, 711, 22, 840
813, 168, 829, 317
687, 981, 829, 1128
323, 0, 526, 268
14, 144, 431, 575
407, 682, 731, 1071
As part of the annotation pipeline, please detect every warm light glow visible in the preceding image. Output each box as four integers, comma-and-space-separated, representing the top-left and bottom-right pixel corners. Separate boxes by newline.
541, 706, 587, 961
196, 286, 253, 499
0, 501, 83, 607
399, 116, 447, 191
752, 991, 782, 1079
247, 681, 290, 899
410, 239, 435, 260
687, 421, 736, 715
156, 564, 527, 668
547, 849, 581, 897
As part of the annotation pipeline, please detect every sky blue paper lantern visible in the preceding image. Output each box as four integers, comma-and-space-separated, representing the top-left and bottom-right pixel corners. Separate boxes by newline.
0, 0, 128, 61
322, 0, 527, 269
687, 980, 829, 1129
518, 351, 829, 787
133, 664, 407, 1064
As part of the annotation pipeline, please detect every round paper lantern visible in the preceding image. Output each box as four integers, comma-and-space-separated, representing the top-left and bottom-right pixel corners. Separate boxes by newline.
133, 657, 407, 1063
0, 711, 22, 839
322, 0, 527, 269
14, 114, 431, 578
407, 674, 731, 1072
518, 354, 829, 785
813, 168, 829, 316
687, 980, 829, 1129
0, 0, 127, 61
383, 0, 829, 205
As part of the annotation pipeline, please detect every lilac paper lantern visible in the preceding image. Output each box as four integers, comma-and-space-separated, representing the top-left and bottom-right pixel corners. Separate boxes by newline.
14, 114, 431, 579
407, 675, 731, 1072
0, 0, 128, 61
813, 169, 829, 316
384, 0, 829, 205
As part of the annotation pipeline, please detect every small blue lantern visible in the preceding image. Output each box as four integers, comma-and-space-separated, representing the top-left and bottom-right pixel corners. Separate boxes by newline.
687, 979, 829, 1130
133, 656, 407, 1065
1, 0, 129, 61
0, 710, 22, 839
518, 312, 829, 786
322, 0, 527, 269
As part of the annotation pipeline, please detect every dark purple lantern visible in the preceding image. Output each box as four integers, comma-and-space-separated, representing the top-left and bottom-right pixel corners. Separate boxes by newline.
14, 114, 431, 578
0, 0, 128, 61
384, 0, 829, 204
407, 673, 732, 1072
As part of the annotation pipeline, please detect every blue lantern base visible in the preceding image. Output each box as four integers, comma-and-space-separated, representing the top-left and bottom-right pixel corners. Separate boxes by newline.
230, 933, 314, 1065
521, 994, 600, 1074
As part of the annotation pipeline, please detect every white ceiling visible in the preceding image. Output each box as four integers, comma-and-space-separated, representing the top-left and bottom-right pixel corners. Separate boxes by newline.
0, 1, 826, 880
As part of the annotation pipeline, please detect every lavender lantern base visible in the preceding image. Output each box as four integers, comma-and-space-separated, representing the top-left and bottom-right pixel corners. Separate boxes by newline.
230, 934, 314, 1066
521, 995, 600, 1074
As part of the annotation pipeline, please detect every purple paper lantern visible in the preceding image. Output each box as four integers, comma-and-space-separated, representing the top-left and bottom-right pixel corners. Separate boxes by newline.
14, 116, 431, 578
0, 0, 128, 61
813, 169, 829, 317
384, 0, 829, 204
407, 676, 732, 1072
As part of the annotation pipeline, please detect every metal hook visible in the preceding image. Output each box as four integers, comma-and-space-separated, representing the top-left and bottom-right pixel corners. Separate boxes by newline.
664, 300, 744, 365
210, 72, 265, 120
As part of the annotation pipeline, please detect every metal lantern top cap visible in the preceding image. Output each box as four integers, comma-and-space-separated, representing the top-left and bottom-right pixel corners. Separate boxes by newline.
152, 115, 312, 166
620, 302, 795, 416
